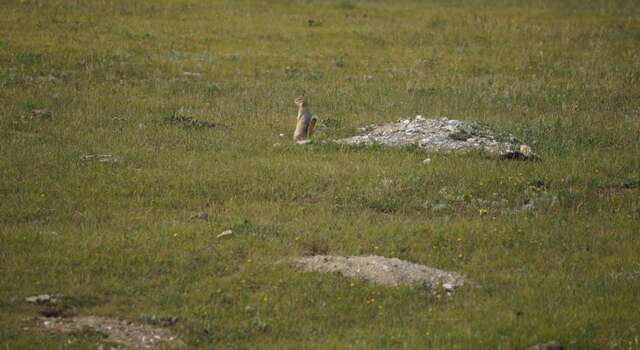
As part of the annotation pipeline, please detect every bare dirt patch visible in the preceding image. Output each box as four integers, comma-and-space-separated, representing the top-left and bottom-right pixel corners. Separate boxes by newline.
38, 316, 182, 349
294, 255, 468, 291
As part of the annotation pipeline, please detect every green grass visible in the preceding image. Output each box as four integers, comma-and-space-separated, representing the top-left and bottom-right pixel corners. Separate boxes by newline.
1, 0, 639, 348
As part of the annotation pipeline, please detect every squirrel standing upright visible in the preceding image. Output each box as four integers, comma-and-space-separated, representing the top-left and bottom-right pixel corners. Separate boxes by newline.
293, 96, 317, 143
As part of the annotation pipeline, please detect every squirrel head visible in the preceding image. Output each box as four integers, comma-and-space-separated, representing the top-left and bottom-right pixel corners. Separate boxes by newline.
294, 96, 307, 107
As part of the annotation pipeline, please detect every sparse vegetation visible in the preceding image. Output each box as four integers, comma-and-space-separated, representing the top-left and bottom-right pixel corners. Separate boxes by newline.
1, 0, 639, 349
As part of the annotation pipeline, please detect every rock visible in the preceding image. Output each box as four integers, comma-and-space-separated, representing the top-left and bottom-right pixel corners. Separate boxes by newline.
293, 255, 469, 290
521, 202, 535, 212
336, 116, 538, 160
519, 144, 533, 156
26, 294, 63, 305
525, 341, 565, 350
79, 154, 123, 163
523, 191, 558, 211
422, 158, 432, 164
216, 230, 233, 239
431, 203, 448, 211
190, 212, 208, 222
442, 283, 455, 294
622, 180, 640, 189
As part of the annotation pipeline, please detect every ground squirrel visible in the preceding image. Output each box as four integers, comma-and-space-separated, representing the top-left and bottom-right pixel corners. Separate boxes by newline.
293, 96, 317, 143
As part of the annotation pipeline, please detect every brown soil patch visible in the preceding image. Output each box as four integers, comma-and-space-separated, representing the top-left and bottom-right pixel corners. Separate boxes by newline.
38, 316, 182, 349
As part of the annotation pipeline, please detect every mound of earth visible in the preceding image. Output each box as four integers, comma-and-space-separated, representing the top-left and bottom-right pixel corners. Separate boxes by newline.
294, 255, 468, 291
336, 116, 535, 159
38, 316, 181, 349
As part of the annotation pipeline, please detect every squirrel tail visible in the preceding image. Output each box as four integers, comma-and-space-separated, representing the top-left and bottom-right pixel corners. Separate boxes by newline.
307, 116, 317, 138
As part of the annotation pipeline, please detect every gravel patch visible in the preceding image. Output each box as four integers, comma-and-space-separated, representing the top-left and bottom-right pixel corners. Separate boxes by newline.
294, 255, 468, 291
38, 316, 182, 349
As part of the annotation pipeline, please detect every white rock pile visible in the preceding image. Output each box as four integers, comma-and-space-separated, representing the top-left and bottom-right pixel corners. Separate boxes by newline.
337, 116, 536, 159
294, 255, 468, 292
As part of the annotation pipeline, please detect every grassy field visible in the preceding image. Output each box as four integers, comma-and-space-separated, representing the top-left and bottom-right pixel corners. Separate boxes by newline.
1, 0, 639, 348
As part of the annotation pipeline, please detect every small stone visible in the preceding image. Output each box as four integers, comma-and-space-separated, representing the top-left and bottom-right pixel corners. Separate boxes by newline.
519, 144, 533, 156
521, 202, 535, 212
79, 154, 122, 163
431, 203, 448, 211
191, 212, 208, 222
278, 133, 285, 138
26, 294, 62, 305
216, 230, 233, 239
422, 158, 432, 164
491, 199, 509, 208
622, 180, 640, 189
